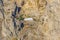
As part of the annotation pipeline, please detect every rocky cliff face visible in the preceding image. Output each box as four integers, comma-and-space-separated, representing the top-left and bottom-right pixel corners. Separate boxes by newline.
0, 0, 60, 40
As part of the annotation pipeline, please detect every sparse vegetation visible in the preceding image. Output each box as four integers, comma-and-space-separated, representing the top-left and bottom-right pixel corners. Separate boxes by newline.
16, 14, 24, 20
11, 37, 18, 40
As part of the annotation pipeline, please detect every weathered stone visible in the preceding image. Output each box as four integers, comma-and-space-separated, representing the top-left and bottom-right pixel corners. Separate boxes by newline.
0, 0, 60, 40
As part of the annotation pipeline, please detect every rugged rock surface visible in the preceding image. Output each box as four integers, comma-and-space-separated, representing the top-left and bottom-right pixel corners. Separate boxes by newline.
0, 0, 60, 40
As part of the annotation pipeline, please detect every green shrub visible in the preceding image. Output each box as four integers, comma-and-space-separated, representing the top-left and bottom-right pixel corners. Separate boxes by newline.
16, 14, 24, 20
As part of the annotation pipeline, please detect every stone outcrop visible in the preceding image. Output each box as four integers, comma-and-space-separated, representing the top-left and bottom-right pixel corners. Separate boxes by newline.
0, 0, 60, 40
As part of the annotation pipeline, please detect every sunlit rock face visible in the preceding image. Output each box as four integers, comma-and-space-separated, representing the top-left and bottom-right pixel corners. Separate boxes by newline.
0, 0, 60, 40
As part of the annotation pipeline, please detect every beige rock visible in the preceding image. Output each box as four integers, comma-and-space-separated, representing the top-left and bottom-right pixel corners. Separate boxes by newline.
0, 0, 60, 40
